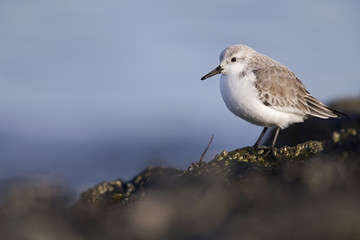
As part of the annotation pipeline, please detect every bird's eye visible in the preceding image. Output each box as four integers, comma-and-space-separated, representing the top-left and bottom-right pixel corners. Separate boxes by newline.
231, 57, 236, 62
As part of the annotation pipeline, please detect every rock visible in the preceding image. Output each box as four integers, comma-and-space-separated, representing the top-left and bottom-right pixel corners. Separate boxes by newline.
71, 127, 360, 239
75, 167, 182, 213
1, 127, 359, 239
75, 127, 359, 208
2, 121, 359, 239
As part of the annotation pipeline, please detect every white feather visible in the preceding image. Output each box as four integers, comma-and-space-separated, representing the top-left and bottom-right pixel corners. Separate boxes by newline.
220, 71, 304, 129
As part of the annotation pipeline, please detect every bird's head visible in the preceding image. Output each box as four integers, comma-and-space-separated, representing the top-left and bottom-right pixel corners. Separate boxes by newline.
201, 44, 255, 80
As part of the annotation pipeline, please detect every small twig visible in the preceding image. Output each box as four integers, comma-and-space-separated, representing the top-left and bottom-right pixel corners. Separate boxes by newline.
199, 134, 214, 163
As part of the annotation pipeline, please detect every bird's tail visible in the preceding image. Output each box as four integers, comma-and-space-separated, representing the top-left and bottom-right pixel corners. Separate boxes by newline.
326, 106, 348, 118
305, 95, 347, 119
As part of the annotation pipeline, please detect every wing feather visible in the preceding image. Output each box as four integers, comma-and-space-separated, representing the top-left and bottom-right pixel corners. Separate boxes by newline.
253, 66, 344, 119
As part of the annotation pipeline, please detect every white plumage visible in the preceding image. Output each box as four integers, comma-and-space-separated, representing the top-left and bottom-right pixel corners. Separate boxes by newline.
220, 71, 304, 129
201, 44, 346, 155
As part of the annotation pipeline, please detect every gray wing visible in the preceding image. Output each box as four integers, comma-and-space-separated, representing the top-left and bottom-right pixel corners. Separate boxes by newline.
253, 66, 342, 119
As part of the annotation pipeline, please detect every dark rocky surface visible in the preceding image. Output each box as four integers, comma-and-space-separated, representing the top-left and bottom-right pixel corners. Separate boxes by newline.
1, 100, 360, 239
76, 128, 358, 239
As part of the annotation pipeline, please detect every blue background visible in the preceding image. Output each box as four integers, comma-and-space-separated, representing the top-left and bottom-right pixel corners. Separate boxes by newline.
0, 0, 359, 193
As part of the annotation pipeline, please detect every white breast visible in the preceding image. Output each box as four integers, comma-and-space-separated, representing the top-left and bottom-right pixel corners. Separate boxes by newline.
219, 72, 304, 129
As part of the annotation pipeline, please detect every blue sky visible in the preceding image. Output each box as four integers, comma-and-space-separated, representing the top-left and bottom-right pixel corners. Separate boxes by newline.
0, 0, 359, 191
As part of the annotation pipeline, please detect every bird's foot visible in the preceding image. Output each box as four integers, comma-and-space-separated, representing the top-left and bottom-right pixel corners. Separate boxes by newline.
262, 147, 277, 160
250, 145, 277, 159
248, 145, 277, 160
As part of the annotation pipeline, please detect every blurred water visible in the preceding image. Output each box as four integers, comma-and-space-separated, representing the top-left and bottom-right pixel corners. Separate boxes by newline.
0, 0, 359, 193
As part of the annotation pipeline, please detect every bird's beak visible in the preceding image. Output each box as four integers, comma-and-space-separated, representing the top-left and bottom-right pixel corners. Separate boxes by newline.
201, 65, 223, 80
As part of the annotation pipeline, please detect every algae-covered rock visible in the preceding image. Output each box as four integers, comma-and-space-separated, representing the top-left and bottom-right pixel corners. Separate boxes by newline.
76, 167, 183, 212
75, 128, 359, 211
71, 128, 360, 239
2, 128, 360, 240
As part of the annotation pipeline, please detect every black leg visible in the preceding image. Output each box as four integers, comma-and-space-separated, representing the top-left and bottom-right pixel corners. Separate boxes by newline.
263, 126, 281, 158
253, 127, 268, 148
271, 126, 280, 152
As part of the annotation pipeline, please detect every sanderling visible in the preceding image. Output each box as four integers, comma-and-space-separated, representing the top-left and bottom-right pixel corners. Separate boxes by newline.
201, 44, 346, 156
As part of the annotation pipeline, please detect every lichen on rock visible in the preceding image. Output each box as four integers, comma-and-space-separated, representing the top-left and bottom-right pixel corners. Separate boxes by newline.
76, 128, 359, 210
